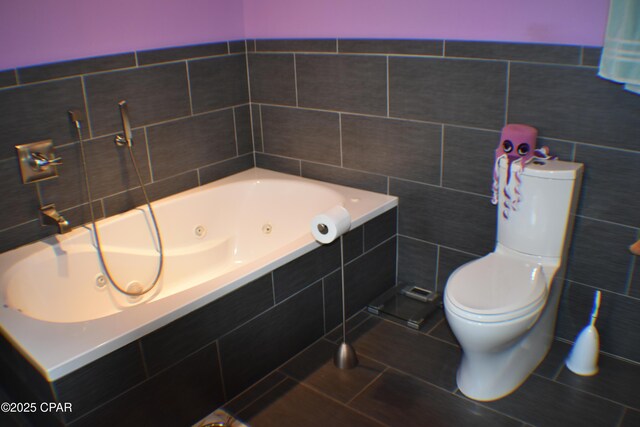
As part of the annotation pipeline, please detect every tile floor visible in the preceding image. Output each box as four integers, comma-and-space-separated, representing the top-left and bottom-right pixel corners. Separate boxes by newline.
207, 310, 640, 427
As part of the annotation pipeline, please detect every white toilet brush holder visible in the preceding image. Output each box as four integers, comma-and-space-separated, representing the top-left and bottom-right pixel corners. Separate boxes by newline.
566, 290, 601, 376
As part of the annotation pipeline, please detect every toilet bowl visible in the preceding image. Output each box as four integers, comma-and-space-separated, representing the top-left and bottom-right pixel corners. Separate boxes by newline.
444, 158, 583, 401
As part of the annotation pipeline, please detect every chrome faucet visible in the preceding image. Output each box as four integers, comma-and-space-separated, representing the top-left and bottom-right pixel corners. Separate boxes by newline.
40, 204, 72, 234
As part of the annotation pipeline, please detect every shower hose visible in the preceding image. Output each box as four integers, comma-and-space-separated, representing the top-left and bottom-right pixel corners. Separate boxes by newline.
71, 111, 164, 296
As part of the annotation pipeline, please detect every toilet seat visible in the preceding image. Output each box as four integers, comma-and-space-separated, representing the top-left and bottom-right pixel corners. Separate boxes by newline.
445, 252, 548, 323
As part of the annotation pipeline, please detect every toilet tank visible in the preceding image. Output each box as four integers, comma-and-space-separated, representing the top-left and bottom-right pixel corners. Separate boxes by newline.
497, 159, 583, 258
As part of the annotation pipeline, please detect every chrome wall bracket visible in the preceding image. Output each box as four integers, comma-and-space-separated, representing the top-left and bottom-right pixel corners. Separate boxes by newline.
15, 140, 61, 184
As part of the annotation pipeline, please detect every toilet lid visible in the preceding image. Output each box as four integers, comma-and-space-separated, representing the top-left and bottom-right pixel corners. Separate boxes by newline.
445, 252, 548, 322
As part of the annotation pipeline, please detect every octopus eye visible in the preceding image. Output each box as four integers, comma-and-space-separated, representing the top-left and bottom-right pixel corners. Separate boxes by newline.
502, 140, 513, 153
517, 143, 530, 156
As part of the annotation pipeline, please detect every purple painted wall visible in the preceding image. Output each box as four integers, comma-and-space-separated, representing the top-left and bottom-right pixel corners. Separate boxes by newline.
0, 0, 245, 69
243, 0, 609, 46
0, 0, 609, 70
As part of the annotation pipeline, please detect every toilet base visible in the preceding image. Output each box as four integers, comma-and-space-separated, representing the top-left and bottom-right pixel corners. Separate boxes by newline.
456, 341, 549, 401
454, 276, 563, 401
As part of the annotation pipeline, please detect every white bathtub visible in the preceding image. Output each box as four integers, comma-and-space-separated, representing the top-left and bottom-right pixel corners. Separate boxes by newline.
0, 168, 397, 381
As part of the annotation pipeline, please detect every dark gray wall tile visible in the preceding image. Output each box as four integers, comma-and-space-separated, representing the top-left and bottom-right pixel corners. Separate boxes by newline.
43, 129, 150, 203
189, 54, 249, 113
0, 158, 40, 230
85, 63, 190, 137
575, 145, 640, 228
301, 161, 388, 194
255, 153, 301, 175
0, 78, 85, 159
442, 126, 575, 197
198, 153, 254, 185
251, 104, 263, 151
323, 271, 343, 333
52, 342, 146, 422
297, 54, 387, 115
18, 53, 136, 84
482, 374, 624, 427
622, 409, 640, 427
234, 105, 254, 155
101, 171, 198, 216
344, 225, 364, 262
398, 236, 438, 290
364, 207, 397, 250
339, 39, 442, 55
582, 47, 602, 66
141, 274, 274, 375
219, 282, 324, 398
261, 106, 340, 164
631, 253, 640, 299
0, 69, 17, 88
534, 339, 571, 379
389, 56, 507, 128
229, 40, 247, 54
38, 143, 89, 210
223, 370, 287, 416
256, 39, 336, 52
136, 42, 227, 66
437, 247, 479, 291
442, 126, 499, 196
0, 220, 54, 254
70, 343, 225, 427
344, 238, 397, 317
445, 41, 580, 64
391, 179, 495, 255
508, 63, 640, 151
342, 114, 441, 184
557, 281, 640, 363
248, 54, 296, 105
273, 242, 340, 303
147, 110, 236, 180
566, 216, 636, 293
351, 370, 519, 427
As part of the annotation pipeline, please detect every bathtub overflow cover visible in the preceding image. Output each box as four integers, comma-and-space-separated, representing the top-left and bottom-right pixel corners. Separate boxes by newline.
262, 223, 273, 234
95, 274, 107, 288
194, 225, 206, 238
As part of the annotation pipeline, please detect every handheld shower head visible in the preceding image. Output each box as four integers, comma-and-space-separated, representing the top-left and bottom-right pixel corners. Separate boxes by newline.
115, 100, 133, 147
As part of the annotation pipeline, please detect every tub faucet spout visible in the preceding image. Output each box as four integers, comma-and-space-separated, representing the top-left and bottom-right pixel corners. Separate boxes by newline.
40, 204, 71, 234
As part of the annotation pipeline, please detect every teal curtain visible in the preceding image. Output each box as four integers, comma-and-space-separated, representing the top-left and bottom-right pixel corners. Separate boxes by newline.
599, 0, 640, 94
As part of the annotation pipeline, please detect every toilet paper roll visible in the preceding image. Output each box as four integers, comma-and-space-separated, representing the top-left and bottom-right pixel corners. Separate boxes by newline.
311, 205, 351, 244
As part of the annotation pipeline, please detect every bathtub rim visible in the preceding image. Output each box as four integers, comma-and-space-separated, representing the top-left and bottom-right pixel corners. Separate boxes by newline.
0, 167, 397, 381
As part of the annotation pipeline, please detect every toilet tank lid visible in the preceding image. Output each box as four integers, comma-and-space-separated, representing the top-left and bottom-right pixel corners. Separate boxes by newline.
500, 159, 583, 180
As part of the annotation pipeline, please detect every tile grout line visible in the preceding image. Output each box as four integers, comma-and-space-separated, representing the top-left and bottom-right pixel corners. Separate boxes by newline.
225, 374, 289, 418
143, 127, 155, 183
185, 61, 194, 116
345, 366, 389, 407
504, 60, 511, 126
254, 101, 640, 156
79, 75, 94, 140
215, 340, 229, 403
290, 376, 390, 427
386, 55, 390, 117
532, 371, 636, 411
243, 40, 257, 168
293, 53, 299, 107
232, 107, 239, 157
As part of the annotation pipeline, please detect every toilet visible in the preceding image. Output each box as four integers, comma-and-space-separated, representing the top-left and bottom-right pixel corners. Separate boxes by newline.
444, 157, 583, 401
